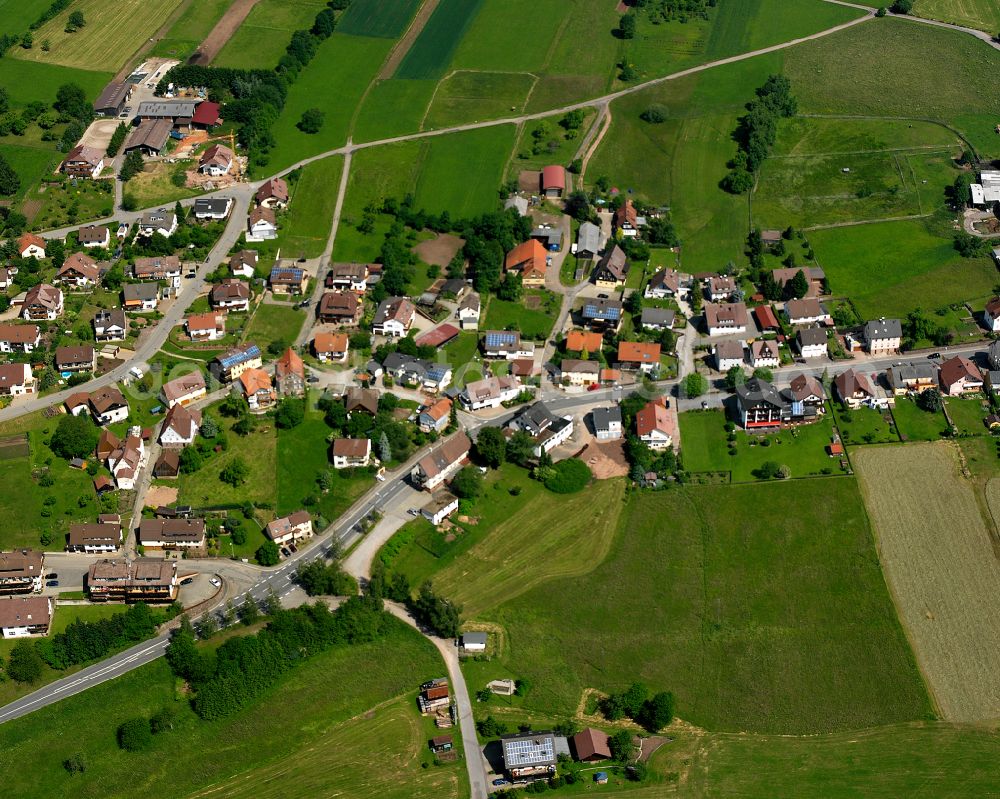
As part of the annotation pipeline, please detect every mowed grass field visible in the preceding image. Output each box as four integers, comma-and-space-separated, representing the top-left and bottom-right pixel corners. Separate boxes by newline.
464, 479, 930, 733
337, 0, 421, 38
10, 0, 184, 71
809, 218, 997, 319
0, 58, 110, 109
423, 71, 536, 129
213, 0, 326, 68
0, 619, 461, 799
273, 156, 343, 258
853, 443, 1000, 722
352, 78, 438, 142
151, 0, 236, 60
913, 0, 1000, 33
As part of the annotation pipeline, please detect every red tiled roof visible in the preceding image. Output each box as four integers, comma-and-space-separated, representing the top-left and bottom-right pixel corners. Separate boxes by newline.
754, 304, 780, 330
415, 323, 460, 348
191, 101, 221, 126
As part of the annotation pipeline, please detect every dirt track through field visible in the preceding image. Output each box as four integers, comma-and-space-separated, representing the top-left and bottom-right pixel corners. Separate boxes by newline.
854, 443, 1000, 722
190, 0, 260, 65
378, 0, 441, 80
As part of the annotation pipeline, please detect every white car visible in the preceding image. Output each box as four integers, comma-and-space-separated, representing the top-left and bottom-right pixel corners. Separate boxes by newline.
209, 578, 221, 588
375, 473, 386, 482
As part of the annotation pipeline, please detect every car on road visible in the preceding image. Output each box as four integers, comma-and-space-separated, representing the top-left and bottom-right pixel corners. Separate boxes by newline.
307, 375, 320, 383
587, 383, 600, 391
209, 578, 221, 588
928, 352, 942, 359
46, 580, 59, 587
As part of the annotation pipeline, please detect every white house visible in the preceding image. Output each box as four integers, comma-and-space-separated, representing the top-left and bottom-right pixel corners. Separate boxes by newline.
559, 359, 600, 386
985, 297, 1000, 332
197, 144, 234, 177
331, 438, 372, 469
421, 492, 459, 526
247, 207, 277, 241
186, 311, 227, 341
372, 297, 415, 337
159, 403, 202, 447
796, 327, 827, 359
265, 511, 313, 547
460, 375, 522, 410
410, 432, 471, 491
22, 284, 64, 321
0, 596, 52, 639
714, 340, 745, 372
704, 302, 748, 337
0, 363, 36, 396
863, 318, 902, 355
482, 330, 534, 360
636, 399, 672, 450
107, 435, 145, 490
17, 233, 46, 260
457, 292, 481, 330
78, 224, 111, 249
592, 406, 622, 440
749, 340, 780, 369
507, 402, 574, 457
0, 324, 41, 353
137, 209, 178, 238
784, 298, 831, 327
162, 371, 207, 407
193, 197, 233, 220
229, 250, 258, 278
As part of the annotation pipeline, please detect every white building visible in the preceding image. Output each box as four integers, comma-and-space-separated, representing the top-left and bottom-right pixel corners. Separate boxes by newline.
460, 375, 523, 410
421, 492, 459, 526
0, 596, 52, 639
457, 292, 481, 330
331, 438, 372, 469
265, 511, 313, 548
592, 406, 622, 440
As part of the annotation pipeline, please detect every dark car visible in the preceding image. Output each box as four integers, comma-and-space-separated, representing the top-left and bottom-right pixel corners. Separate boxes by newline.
492, 779, 509, 787
46, 573, 58, 579
928, 352, 942, 359
46, 580, 59, 587
307, 375, 320, 383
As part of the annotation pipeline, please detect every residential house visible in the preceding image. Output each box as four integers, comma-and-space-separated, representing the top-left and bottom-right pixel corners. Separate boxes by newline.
410, 432, 472, 491
247, 207, 277, 240
540, 165, 565, 198
735, 377, 790, 429
505, 239, 547, 287
211, 279, 251, 311
87, 559, 178, 602
576, 221, 602, 259
939, 356, 983, 396
754, 304, 781, 332
796, 327, 827, 359
636, 398, 673, 448
239, 368, 276, 410
0, 363, 36, 396
834, 368, 889, 409
67, 522, 121, 554
269, 265, 308, 295
134, 255, 181, 282
197, 143, 234, 176
581, 297, 623, 331
456, 291, 481, 330
714, 339, 745, 371
592, 245, 629, 288
566, 329, 603, 354
706, 275, 737, 301
345, 386, 379, 416
313, 331, 349, 362
331, 438, 372, 469
772, 266, 825, 296
328, 262, 369, 292
318, 291, 362, 325
17, 233, 46, 259
559, 359, 600, 386
62, 145, 104, 179
783, 372, 826, 419
617, 341, 661, 373
78, 224, 110, 249
22, 284, 63, 320
784, 297, 831, 326
418, 397, 452, 432
461, 632, 488, 652
265, 511, 313, 547
93, 80, 132, 116
275, 347, 305, 396
422, 492, 459, 526
0, 596, 53, 638
0, 324, 41, 353
990, 339, 1000, 370
645, 268, 688, 300
122, 119, 172, 156
95, 428, 121, 461
749, 340, 780, 369
55, 345, 96, 373
255, 177, 289, 208
137, 518, 206, 551
507, 402, 574, 457
161, 371, 206, 408
482, 330, 533, 360
703, 301, 748, 336
886, 362, 939, 395
613, 199, 639, 237
137, 210, 178, 238
93, 386, 130, 424
640, 308, 675, 331
0, 550, 43, 595
186, 311, 227, 341
228, 249, 258, 278
193, 197, 233, 220
460, 375, 522, 409
122, 283, 160, 312
159, 403, 202, 447
211, 343, 262, 382
0, 267, 9, 290
760, 229, 783, 250
92, 309, 128, 343
372, 296, 415, 337
107, 435, 144, 489
382, 352, 452, 391
592, 406, 623, 440
531, 225, 563, 253
501, 731, 558, 780
863, 318, 902, 355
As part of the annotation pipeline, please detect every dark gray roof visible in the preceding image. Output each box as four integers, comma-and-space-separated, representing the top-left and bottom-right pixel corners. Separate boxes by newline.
509, 401, 559, 436
592, 406, 622, 431
641, 307, 675, 327
194, 198, 232, 215
864, 318, 902, 341
797, 327, 827, 346
577, 222, 601, 254
735, 376, 788, 409
123, 283, 159, 302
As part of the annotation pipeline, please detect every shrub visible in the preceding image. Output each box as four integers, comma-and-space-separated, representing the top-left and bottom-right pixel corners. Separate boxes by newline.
543, 458, 590, 494
640, 105, 667, 123
117, 718, 153, 751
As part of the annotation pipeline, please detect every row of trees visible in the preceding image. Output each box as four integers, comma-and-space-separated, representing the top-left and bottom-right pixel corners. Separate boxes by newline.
721, 75, 797, 194
600, 681, 675, 732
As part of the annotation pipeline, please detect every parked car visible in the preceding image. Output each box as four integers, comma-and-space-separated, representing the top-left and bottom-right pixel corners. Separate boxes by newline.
280, 547, 290, 557
46, 573, 58, 579
306, 375, 320, 383
492, 779, 509, 787
209, 577, 221, 587
46, 580, 59, 587
289, 544, 297, 553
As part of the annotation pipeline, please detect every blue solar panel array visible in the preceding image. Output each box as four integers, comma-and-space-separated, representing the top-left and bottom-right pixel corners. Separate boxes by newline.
218, 343, 261, 369
582, 302, 621, 320
484, 331, 518, 348
270, 266, 304, 280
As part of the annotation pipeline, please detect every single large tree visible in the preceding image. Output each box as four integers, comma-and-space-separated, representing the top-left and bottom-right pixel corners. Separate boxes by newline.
50, 413, 100, 459
475, 427, 506, 468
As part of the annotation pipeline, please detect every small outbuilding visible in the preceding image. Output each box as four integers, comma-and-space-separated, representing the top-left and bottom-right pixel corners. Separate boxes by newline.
461, 631, 488, 652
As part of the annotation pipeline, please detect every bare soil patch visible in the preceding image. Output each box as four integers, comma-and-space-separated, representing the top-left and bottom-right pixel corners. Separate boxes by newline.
378, 0, 442, 80
145, 485, 179, 508
80, 119, 121, 150
413, 233, 465, 267
579, 438, 629, 479
853, 442, 1000, 722
192, 0, 260, 65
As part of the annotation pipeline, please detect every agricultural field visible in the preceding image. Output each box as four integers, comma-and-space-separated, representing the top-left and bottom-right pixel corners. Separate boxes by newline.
809, 218, 997, 319
10, 0, 184, 72
0, 619, 460, 799
352, 78, 438, 142
913, 0, 1000, 35
336, 0, 421, 38
422, 71, 536, 130
271, 157, 343, 259
393, 0, 483, 79
0, 58, 110, 109
459, 479, 930, 733
853, 443, 1000, 722
151, 0, 236, 61
213, 0, 327, 69
678, 409, 843, 482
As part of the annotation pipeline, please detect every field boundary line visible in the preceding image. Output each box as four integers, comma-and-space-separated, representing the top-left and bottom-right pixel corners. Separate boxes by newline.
802, 213, 930, 231
795, 113, 979, 160
769, 145, 961, 159
376, 0, 442, 81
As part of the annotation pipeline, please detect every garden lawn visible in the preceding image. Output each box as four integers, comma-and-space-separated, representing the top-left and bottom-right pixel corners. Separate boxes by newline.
470, 479, 931, 733
482, 292, 557, 340
242, 303, 306, 354
891, 396, 949, 442
273, 156, 343, 259
809, 219, 997, 319
213, 0, 327, 68
0, 618, 459, 799
944, 396, 989, 436
678, 409, 842, 482
832, 403, 899, 446
10, 0, 184, 72
442, 332, 480, 373
151, 0, 236, 60
264, 33, 393, 172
